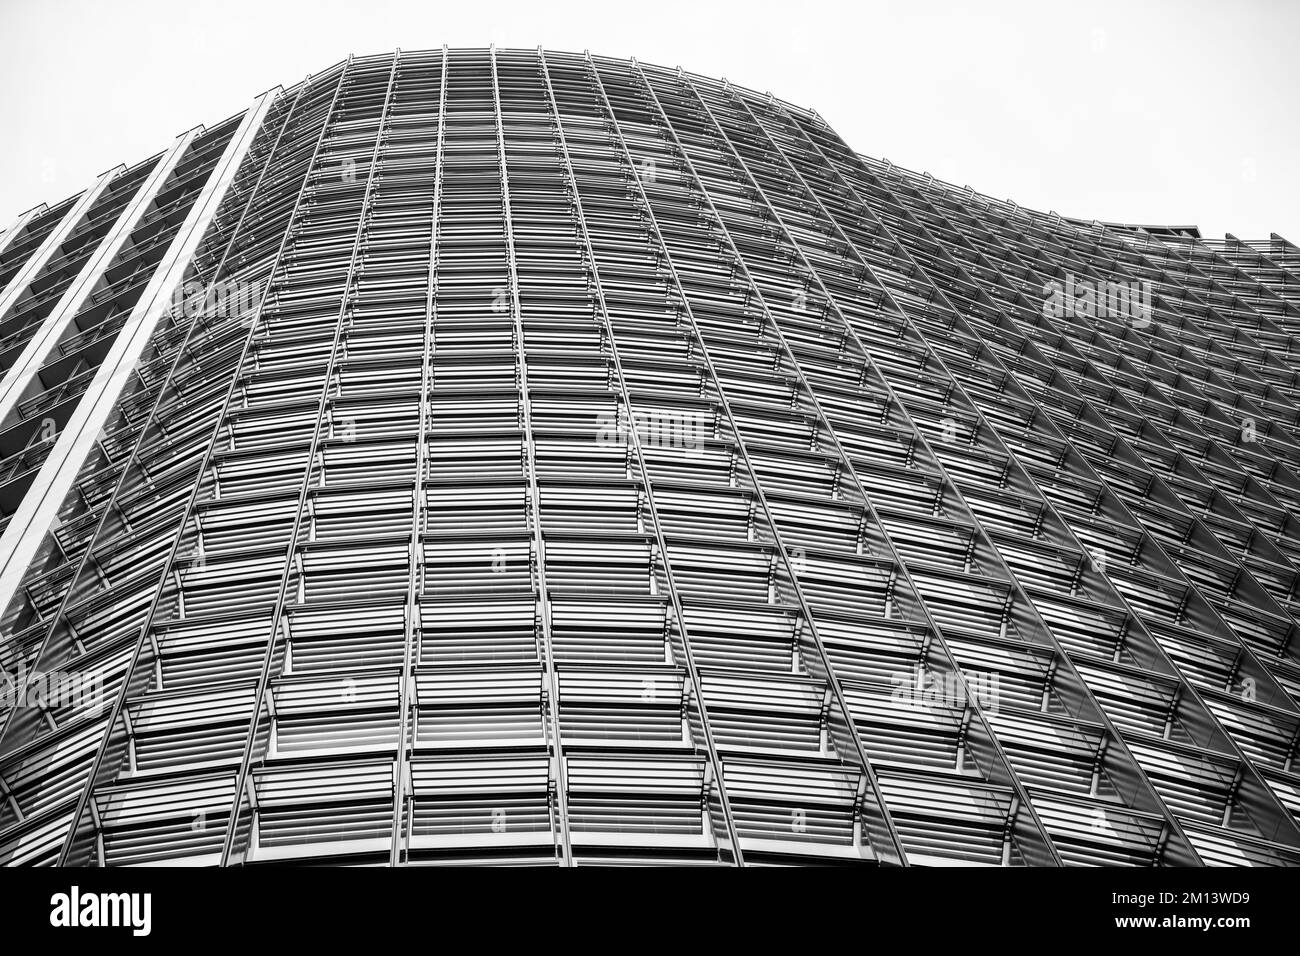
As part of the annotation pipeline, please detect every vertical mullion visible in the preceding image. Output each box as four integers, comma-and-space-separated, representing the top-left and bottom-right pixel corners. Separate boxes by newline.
719, 83, 1209, 860
7, 95, 280, 593
895, 169, 1300, 579
489, 46, 572, 867
1041, 219, 1300, 435
219, 51, 403, 866
1178, 238, 1300, 350
840, 133, 1300, 690
0, 81, 307, 754
600, 55, 907, 866
390, 47, 449, 867
538, 49, 743, 865
50, 63, 349, 867
1107, 232, 1300, 412
1268, 234, 1300, 282
1245, 233, 1300, 289
738, 90, 1246, 859
661, 69, 1070, 865
784, 116, 1300, 850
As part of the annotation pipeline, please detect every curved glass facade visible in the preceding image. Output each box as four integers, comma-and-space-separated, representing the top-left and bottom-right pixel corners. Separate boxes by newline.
0, 48, 1298, 866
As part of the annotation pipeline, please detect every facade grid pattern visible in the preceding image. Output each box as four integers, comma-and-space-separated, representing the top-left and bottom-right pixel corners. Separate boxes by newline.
0, 48, 1297, 866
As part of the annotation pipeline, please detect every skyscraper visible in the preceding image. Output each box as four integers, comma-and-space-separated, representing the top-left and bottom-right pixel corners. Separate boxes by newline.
1, 47, 1298, 867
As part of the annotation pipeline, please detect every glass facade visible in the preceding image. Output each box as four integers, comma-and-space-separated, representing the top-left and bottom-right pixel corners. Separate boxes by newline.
0, 47, 1297, 866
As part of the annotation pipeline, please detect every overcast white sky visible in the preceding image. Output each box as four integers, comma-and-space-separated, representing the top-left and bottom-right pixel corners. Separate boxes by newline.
1, 0, 1295, 241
